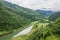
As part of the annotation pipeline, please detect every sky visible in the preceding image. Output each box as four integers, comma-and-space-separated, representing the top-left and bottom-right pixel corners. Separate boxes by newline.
5, 0, 60, 11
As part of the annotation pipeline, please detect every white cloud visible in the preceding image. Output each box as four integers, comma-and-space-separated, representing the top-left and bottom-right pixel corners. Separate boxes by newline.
5, 0, 60, 11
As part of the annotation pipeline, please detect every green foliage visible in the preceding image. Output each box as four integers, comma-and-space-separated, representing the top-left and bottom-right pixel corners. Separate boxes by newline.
0, 1, 45, 32
50, 18, 60, 34
1, 0, 60, 40
12, 20, 60, 40
49, 12, 60, 21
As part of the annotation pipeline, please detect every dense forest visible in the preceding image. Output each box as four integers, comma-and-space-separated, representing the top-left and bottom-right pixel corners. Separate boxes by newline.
0, 0, 45, 32
12, 12, 60, 40
49, 12, 60, 21
0, 0, 60, 40
36, 10, 55, 17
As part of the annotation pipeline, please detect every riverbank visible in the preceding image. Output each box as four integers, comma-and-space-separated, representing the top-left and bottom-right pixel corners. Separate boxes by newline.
12, 21, 38, 38
12, 25, 33, 38
0, 21, 38, 40
11, 22, 48, 40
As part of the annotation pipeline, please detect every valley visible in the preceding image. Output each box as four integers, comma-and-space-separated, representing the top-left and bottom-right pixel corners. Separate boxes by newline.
0, 0, 60, 40
11, 22, 49, 40
0, 21, 37, 40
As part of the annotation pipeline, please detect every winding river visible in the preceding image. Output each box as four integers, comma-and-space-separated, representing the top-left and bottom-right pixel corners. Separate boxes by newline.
12, 25, 33, 38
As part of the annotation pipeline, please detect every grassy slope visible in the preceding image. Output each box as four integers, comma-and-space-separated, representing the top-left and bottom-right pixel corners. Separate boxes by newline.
11, 21, 60, 40
11, 22, 49, 40
45, 35, 60, 40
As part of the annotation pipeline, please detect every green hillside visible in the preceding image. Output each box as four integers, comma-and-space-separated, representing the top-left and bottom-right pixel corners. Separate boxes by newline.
12, 18, 60, 40
49, 12, 60, 21
0, 0, 45, 35
11, 11, 60, 40
0, 0, 60, 40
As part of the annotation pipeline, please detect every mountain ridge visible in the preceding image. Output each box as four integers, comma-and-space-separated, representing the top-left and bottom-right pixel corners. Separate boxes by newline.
36, 9, 55, 17
0, 0, 45, 31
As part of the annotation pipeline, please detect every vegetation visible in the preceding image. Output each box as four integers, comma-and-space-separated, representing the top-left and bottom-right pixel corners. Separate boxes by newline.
0, 0, 45, 35
12, 17, 60, 40
36, 10, 55, 17
0, 0, 60, 40
49, 12, 60, 21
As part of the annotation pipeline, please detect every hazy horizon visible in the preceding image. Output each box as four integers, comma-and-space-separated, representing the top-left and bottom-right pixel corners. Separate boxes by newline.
5, 0, 60, 11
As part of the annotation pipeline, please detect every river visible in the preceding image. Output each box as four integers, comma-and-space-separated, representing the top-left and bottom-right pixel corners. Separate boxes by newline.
12, 25, 33, 38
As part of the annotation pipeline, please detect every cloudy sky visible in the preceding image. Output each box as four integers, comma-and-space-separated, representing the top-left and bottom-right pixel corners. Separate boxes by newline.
5, 0, 60, 11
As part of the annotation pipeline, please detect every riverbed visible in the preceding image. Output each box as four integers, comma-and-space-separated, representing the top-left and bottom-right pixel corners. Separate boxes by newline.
12, 25, 33, 38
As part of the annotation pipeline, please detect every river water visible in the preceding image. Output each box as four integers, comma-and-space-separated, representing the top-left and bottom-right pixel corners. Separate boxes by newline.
12, 25, 33, 38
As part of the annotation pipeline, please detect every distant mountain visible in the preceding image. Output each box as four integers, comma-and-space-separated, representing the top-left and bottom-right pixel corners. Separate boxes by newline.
36, 9, 55, 17
0, 0, 45, 31
49, 11, 60, 21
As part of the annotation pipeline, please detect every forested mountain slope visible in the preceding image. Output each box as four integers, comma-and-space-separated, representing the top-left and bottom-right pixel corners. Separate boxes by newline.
36, 9, 55, 17
12, 16, 60, 40
0, 0, 45, 31
49, 12, 60, 21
